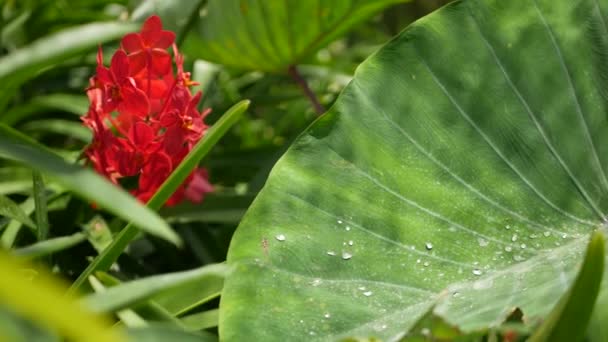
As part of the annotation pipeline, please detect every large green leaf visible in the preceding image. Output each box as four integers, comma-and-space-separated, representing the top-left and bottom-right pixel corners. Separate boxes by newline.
220, 0, 608, 340
194, 0, 408, 72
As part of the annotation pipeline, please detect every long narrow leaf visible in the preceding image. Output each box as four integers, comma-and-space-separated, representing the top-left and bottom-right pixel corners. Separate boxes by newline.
0, 251, 123, 342
83, 263, 229, 313
0, 195, 36, 230
529, 230, 605, 342
32, 171, 49, 241
0, 124, 180, 245
70, 99, 249, 293
0, 22, 136, 83
88, 276, 148, 328
14, 233, 87, 259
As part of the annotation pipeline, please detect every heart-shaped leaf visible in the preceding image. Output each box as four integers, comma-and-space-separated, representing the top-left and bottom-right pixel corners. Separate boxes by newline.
194, 0, 409, 72
220, 0, 608, 340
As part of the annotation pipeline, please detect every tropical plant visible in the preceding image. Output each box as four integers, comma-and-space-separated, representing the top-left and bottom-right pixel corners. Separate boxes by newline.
0, 0, 606, 341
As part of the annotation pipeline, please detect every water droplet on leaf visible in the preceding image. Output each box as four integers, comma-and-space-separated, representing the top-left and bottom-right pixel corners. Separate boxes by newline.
275, 234, 286, 242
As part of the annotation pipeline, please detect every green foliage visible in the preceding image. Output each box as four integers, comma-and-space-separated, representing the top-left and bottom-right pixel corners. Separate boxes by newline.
194, 0, 410, 72
221, 0, 608, 339
2, 0, 605, 340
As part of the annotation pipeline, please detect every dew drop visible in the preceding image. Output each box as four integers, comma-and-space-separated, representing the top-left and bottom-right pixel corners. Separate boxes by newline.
416, 259, 421, 264
327, 251, 336, 256
358, 286, 366, 291
309, 331, 316, 336
505, 224, 511, 230
520, 243, 526, 249
363, 291, 373, 297
345, 226, 351, 231
472, 269, 483, 276
310, 278, 322, 286
425, 242, 433, 250
543, 231, 551, 237
561, 233, 568, 239
511, 234, 518, 242
478, 238, 489, 247
275, 234, 286, 242
423, 261, 430, 267
337, 220, 343, 224
505, 246, 513, 252
513, 254, 525, 261
342, 252, 353, 260
324, 313, 331, 319
348, 240, 354, 246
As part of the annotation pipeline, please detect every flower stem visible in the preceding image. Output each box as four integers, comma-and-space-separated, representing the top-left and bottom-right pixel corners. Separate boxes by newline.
287, 65, 325, 115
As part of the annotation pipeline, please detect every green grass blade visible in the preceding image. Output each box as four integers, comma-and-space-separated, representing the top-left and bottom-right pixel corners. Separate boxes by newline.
69, 99, 249, 293
180, 309, 219, 330
95, 272, 188, 328
126, 326, 218, 342
83, 263, 229, 313
32, 171, 49, 241
88, 276, 148, 328
14, 233, 87, 259
0, 251, 124, 342
0, 22, 136, 83
529, 230, 605, 342
22, 119, 92, 142
0, 195, 36, 230
2, 94, 88, 126
0, 124, 180, 245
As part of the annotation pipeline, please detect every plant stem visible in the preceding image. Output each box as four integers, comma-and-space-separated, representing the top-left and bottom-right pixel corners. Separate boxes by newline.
287, 65, 325, 115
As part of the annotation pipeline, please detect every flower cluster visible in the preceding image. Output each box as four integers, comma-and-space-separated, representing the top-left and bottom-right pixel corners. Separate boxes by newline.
83, 15, 213, 206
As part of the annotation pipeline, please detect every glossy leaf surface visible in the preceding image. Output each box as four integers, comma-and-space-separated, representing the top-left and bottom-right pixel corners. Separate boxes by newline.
221, 0, 608, 339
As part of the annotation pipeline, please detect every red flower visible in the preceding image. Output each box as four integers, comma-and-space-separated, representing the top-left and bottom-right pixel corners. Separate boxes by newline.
83, 15, 213, 207
121, 15, 175, 76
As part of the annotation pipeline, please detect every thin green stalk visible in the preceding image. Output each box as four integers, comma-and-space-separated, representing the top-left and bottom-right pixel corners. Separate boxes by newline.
32, 171, 49, 241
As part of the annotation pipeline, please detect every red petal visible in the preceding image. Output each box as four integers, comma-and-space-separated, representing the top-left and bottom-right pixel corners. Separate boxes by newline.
110, 50, 130, 83
118, 84, 150, 118
96, 66, 112, 84
154, 31, 175, 49
96, 46, 104, 66
128, 121, 155, 148
159, 110, 179, 127
127, 51, 147, 76
121, 33, 144, 53
150, 49, 172, 76
162, 126, 184, 155
139, 152, 172, 190
184, 169, 213, 203
141, 15, 163, 44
